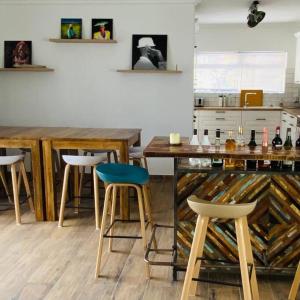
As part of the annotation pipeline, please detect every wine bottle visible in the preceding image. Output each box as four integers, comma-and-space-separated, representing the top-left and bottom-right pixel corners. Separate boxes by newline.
212, 129, 223, 167
282, 128, 293, 170
271, 126, 283, 170
295, 133, 300, 171
225, 130, 236, 169
235, 126, 245, 170
201, 129, 211, 168
258, 127, 270, 170
189, 129, 201, 166
247, 130, 257, 170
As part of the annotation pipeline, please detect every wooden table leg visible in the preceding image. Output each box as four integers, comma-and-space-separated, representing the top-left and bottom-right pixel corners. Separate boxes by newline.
31, 140, 45, 221
119, 142, 129, 220
43, 140, 57, 221
74, 165, 79, 214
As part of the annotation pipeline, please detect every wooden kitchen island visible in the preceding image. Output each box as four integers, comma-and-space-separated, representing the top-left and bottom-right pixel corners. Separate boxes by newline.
144, 136, 300, 279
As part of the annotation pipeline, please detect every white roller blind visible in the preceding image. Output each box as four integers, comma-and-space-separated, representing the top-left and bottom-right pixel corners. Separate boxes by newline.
194, 51, 287, 93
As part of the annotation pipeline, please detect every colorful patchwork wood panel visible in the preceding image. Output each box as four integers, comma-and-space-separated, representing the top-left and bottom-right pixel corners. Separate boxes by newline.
176, 173, 300, 270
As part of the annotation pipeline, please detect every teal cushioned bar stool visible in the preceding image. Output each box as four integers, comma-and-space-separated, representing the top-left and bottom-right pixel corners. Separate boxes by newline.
95, 163, 156, 279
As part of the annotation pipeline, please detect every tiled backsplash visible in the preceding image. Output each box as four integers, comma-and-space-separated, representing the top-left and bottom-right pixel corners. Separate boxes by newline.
194, 68, 300, 107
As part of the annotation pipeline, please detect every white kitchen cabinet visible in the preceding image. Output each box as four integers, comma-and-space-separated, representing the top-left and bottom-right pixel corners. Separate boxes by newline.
195, 109, 282, 145
295, 32, 300, 84
196, 110, 240, 144
242, 111, 281, 144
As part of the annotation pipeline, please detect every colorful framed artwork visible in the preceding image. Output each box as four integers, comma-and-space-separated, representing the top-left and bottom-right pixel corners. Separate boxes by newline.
4, 41, 32, 68
92, 19, 113, 40
61, 18, 82, 39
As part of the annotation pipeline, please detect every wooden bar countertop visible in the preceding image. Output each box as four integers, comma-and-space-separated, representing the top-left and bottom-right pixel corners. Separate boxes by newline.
144, 136, 300, 161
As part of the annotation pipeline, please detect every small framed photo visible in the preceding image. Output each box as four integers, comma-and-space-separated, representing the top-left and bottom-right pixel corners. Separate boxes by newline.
132, 34, 167, 70
61, 18, 82, 39
92, 19, 113, 40
4, 41, 32, 68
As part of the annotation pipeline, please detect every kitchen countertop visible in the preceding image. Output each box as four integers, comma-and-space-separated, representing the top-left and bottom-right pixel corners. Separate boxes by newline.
194, 106, 300, 117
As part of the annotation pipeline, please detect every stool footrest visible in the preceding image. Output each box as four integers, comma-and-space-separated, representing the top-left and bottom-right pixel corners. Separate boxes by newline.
192, 257, 253, 288
145, 224, 176, 267
103, 219, 149, 240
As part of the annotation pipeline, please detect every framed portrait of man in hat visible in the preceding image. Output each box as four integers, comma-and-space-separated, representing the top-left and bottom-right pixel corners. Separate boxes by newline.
92, 19, 113, 40
132, 34, 167, 70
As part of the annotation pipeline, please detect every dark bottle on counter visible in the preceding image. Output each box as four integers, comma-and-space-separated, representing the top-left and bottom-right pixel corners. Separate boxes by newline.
295, 133, 300, 171
271, 126, 283, 170
282, 128, 293, 170
212, 129, 223, 168
258, 127, 271, 170
247, 130, 257, 170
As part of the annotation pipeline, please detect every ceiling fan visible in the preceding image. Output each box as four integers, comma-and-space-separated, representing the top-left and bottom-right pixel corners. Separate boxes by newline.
247, 1, 266, 28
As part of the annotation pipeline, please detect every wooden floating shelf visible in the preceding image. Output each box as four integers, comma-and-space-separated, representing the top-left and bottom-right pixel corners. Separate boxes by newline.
117, 69, 182, 74
49, 38, 117, 44
0, 68, 54, 72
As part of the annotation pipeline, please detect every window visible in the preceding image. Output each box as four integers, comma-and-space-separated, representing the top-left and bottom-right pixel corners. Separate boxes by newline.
194, 51, 287, 93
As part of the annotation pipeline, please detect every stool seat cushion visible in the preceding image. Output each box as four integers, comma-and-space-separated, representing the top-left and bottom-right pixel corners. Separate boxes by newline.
0, 155, 24, 166
62, 155, 105, 166
188, 195, 256, 219
96, 163, 149, 185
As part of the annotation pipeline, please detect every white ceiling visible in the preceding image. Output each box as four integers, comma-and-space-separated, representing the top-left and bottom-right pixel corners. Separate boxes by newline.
195, 0, 300, 24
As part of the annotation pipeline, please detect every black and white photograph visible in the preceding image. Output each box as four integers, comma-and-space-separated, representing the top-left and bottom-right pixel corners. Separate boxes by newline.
132, 34, 167, 70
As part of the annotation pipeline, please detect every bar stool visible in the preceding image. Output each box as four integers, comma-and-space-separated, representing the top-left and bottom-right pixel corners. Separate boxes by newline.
129, 146, 148, 169
181, 195, 259, 300
289, 261, 300, 300
95, 163, 156, 278
0, 155, 34, 225
58, 155, 104, 230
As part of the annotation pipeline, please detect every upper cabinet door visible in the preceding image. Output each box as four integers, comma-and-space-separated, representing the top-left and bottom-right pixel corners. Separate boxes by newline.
295, 32, 300, 84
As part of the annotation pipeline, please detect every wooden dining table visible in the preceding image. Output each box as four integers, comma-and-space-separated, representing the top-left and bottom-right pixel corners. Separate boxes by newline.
0, 126, 141, 221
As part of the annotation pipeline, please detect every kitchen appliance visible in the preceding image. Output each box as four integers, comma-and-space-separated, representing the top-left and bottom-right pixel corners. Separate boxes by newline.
194, 97, 204, 107
240, 90, 263, 107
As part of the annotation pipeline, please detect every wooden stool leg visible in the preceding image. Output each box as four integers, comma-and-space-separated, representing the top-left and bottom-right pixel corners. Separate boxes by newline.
58, 164, 70, 227
93, 166, 100, 230
113, 150, 118, 163
11, 164, 21, 225
235, 216, 255, 300
143, 157, 148, 170
136, 185, 150, 278
95, 184, 113, 278
73, 165, 79, 214
108, 185, 117, 252
79, 166, 85, 200
289, 261, 300, 300
181, 215, 209, 300
20, 161, 34, 212
142, 185, 157, 250
0, 167, 12, 204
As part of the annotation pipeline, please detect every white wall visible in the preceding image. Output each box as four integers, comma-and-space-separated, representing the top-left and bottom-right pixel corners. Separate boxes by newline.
195, 22, 300, 68
0, 0, 195, 175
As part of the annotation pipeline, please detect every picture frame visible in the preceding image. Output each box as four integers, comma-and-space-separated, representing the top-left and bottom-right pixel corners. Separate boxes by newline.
4, 41, 32, 68
61, 18, 82, 39
92, 19, 113, 40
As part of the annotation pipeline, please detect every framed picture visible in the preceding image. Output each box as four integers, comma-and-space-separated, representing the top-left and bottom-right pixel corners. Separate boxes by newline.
61, 18, 82, 39
4, 41, 32, 68
132, 34, 167, 70
92, 19, 113, 40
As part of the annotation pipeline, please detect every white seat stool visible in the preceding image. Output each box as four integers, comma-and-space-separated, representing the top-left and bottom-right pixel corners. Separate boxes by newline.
58, 155, 104, 230
0, 155, 34, 224
181, 195, 259, 300
129, 146, 148, 169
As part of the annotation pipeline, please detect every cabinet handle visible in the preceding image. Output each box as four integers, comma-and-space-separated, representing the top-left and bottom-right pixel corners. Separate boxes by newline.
290, 115, 295, 119
282, 120, 286, 122
282, 112, 287, 115
289, 123, 295, 127
216, 111, 226, 114
256, 131, 263, 134
256, 118, 266, 121
215, 118, 225, 120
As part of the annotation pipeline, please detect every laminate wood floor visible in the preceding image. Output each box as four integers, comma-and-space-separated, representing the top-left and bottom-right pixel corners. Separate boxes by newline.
0, 178, 298, 300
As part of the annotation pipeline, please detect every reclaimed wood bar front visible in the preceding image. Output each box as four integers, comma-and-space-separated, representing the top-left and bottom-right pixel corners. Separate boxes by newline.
144, 136, 300, 277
